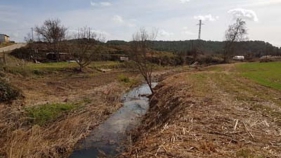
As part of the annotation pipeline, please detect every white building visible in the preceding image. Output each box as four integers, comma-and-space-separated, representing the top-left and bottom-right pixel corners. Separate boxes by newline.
0, 34, 10, 43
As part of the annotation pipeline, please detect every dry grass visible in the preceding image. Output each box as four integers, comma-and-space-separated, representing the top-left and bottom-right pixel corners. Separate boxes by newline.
120, 64, 281, 158
0, 67, 139, 157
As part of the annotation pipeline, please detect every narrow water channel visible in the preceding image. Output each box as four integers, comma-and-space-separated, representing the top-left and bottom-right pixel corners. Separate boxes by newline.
69, 83, 157, 158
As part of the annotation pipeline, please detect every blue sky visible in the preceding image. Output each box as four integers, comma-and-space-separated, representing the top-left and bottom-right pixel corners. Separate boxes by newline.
1, 0, 281, 47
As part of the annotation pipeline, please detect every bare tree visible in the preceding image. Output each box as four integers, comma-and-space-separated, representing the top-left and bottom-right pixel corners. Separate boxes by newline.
35, 19, 67, 61
223, 18, 247, 62
24, 33, 33, 43
130, 28, 157, 94
66, 27, 103, 71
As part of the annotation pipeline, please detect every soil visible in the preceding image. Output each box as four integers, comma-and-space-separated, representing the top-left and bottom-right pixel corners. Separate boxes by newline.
120, 64, 281, 158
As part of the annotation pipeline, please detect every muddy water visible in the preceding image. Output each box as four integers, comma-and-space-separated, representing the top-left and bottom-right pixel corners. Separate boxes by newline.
69, 83, 157, 158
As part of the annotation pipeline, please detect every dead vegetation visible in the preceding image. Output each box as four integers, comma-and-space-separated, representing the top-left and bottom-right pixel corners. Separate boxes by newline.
0, 69, 139, 158
121, 64, 281, 158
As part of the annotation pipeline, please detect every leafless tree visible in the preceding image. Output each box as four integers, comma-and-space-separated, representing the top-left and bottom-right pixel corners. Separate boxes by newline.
223, 18, 247, 62
35, 19, 67, 61
130, 28, 157, 94
66, 27, 103, 71
24, 33, 33, 43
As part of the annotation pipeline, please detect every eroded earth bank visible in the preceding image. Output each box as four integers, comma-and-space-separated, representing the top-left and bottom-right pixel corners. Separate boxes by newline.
120, 65, 281, 158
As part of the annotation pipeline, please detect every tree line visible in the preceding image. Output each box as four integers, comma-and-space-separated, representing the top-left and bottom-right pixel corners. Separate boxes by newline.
108, 40, 280, 58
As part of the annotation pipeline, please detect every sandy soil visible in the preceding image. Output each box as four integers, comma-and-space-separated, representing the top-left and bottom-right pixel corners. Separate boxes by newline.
121, 64, 281, 158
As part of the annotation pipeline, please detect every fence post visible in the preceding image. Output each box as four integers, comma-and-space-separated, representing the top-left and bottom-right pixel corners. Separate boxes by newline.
3, 51, 6, 65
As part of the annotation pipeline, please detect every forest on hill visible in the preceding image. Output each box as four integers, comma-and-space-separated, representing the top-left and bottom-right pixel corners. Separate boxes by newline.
10, 39, 281, 67
107, 40, 281, 57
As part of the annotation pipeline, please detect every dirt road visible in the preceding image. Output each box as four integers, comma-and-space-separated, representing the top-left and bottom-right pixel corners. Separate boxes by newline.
122, 64, 281, 158
0, 43, 26, 52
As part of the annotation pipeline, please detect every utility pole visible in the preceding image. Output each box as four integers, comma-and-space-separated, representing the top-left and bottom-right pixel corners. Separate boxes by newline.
195, 20, 204, 61
31, 27, 34, 41
197, 20, 204, 40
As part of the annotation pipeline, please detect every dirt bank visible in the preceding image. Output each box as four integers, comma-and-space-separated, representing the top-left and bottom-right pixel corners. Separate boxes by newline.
0, 66, 180, 158
0, 70, 138, 158
121, 64, 281, 158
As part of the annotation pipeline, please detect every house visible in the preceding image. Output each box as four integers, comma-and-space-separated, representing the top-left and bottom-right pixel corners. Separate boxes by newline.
0, 34, 9, 43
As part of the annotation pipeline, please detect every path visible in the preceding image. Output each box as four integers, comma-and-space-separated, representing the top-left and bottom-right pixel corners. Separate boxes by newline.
0, 43, 26, 52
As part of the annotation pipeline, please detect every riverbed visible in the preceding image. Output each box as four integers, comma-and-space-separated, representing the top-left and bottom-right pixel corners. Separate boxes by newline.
69, 82, 157, 158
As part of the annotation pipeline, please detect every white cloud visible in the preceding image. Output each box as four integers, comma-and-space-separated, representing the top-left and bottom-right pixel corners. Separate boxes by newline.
100, 2, 112, 6
112, 15, 124, 23
228, 8, 259, 22
112, 15, 136, 28
193, 14, 219, 22
182, 27, 195, 35
159, 29, 174, 37
90, 1, 96, 6
180, 0, 190, 3
242, 0, 281, 7
90, 1, 112, 7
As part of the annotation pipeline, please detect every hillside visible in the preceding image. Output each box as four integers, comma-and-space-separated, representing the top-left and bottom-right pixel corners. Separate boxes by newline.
107, 40, 281, 57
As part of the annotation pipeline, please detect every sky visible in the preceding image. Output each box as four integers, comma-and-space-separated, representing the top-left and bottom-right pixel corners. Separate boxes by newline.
1, 0, 281, 47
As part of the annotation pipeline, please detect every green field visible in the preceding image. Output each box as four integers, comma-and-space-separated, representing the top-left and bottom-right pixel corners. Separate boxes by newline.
237, 62, 281, 90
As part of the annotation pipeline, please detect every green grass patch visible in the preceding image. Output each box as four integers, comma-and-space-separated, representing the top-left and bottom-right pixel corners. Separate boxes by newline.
25, 62, 77, 71
5, 61, 123, 76
5, 62, 76, 76
25, 103, 77, 126
118, 73, 140, 87
90, 61, 122, 69
237, 62, 281, 90
118, 74, 130, 83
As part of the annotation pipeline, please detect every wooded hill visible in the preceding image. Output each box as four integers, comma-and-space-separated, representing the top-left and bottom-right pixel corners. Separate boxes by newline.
107, 40, 281, 57
10, 39, 280, 65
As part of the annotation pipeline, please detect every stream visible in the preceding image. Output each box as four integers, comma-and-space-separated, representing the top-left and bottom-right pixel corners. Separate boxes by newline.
69, 83, 157, 158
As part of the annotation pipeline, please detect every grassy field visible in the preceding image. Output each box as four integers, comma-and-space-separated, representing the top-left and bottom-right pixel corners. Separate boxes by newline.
237, 62, 281, 90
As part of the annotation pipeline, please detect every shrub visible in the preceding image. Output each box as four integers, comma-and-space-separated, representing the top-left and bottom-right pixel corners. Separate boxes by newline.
0, 79, 21, 102
10, 47, 33, 61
